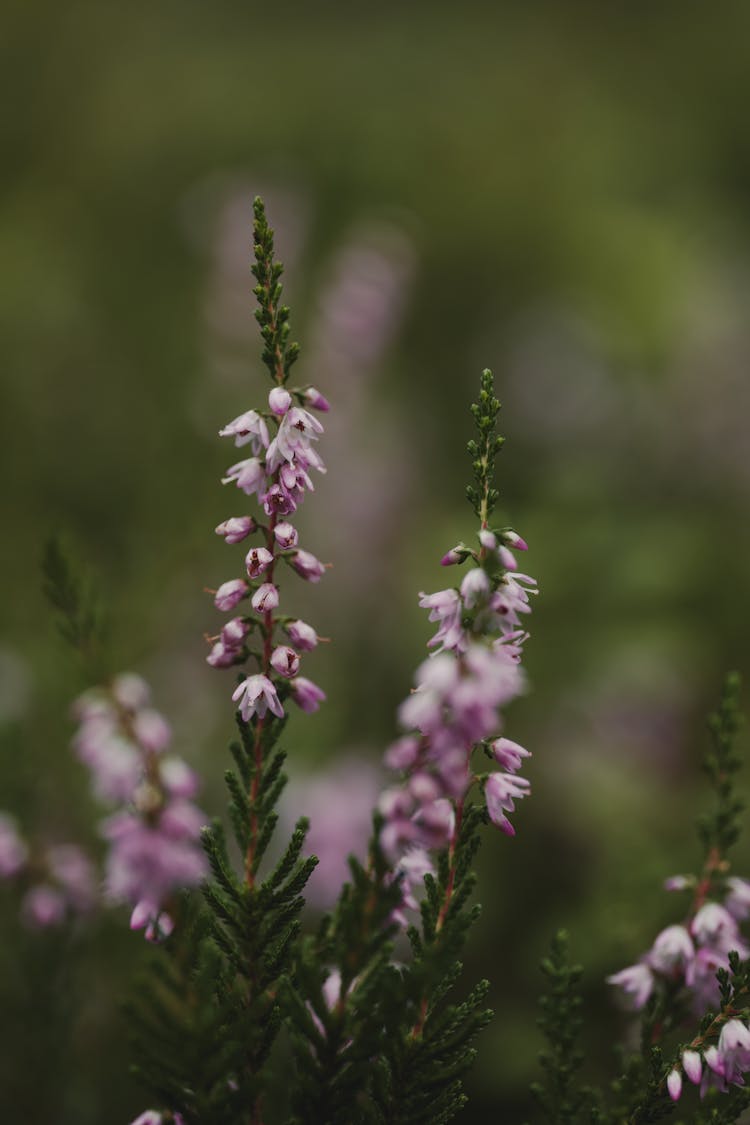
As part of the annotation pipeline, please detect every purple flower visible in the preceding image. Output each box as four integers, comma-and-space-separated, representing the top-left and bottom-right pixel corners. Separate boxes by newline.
245, 546, 273, 579
22, 884, 67, 928
214, 579, 248, 611
717, 1019, 750, 1085
265, 407, 324, 472
725, 877, 750, 920
303, 386, 330, 412
215, 516, 256, 544
284, 619, 319, 651
268, 387, 292, 416
484, 771, 531, 836
682, 1049, 703, 1085
691, 902, 743, 954
606, 963, 654, 1010
666, 1069, 682, 1101
251, 583, 279, 613
289, 676, 326, 713
47, 844, 96, 913
223, 457, 266, 496
219, 409, 269, 451
102, 806, 207, 912
490, 737, 531, 773
648, 924, 694, 973
419, 589, 463, 652
132, 709, 172, 754
287, 549, 326, 582
270, 646, 300, 678
207, 641, 240, 668
273, 521, 299, 549
232, 674, 284, 721
221, 617, 250, 647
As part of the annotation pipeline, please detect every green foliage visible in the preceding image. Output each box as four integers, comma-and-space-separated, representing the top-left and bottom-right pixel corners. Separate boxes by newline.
251, 196, 299, 384
531, 931, 599, 1125
285, 803, 494, 1124
465, 368, 504, 524
41, 534, 106, 676
697, 672, 745, 862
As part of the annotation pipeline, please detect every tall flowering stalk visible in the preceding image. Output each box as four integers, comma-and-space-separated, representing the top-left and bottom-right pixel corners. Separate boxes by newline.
285, 371, 537, 1123
208, 197, 328, 889
380, 369, 536, 936
126, 200, 324, 1125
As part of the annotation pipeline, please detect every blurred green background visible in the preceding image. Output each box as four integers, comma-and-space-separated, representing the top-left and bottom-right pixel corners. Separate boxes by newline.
2, 1, 750, 1120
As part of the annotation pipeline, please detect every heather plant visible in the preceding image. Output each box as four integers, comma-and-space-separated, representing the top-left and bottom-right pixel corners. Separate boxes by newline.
2, 198, 749, 1125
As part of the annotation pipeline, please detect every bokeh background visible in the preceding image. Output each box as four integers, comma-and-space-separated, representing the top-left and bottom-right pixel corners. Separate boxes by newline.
2, 1, 750, 1120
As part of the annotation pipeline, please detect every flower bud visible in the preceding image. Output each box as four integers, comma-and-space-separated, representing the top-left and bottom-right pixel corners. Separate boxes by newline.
215, 516, 256, 544
274, 521, 299, 549
251, 583, 279, 613
288, 549, 326, 582
213, 579, 248, 611
303, 386, 330, 412
268, 387, 292, 415
270, 646, 300, 678
290, 676, 326, 712
285, 619, 319, 651
245, 546, 273, 579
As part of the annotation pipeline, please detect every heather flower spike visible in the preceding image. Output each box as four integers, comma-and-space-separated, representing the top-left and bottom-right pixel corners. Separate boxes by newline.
379, 369, 536, 924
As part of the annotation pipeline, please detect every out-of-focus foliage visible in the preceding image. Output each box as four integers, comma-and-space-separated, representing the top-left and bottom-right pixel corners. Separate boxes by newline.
1, 2, 749, 1120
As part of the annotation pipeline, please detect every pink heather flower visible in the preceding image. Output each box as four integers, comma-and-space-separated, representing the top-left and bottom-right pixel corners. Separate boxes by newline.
384, 735, 420, 772
717, 1019, 750, 1084
484, 770, 531, 836
664, 874, 691, 892
206, 641, 239, 668
498, 545, 518, 571
682, 1049, 703, 1085
303, 386, 330, 412
265, 407, 324, 472
419, 589, 463, 652
130, 1111, 163, 1125
102, 806, 207, 910
232, 674, 284, 721
132, 709, 172, 754
47, 844, 96, 912
219, 409, 269, 451
22, 884, 67, 928
502, 530, 528, 551
261, 482, 295, 517
221, 617, 250, 647
606, 963, 654, 1010
285, 619, 319, 651
160, 757, 200, 799
666, 1069, 682, 1102
460, 567, 490, 608
725, 877, 750, 920
223, 457, 266, 496
214, 579, 248, 611
685, 946, 727, 1011
490, 737, 531, 773
491, 572, 538, 632
691, 902, 742, 953
0, 813, 28, 877
245, 546, 273, 579
440, 545, 468, 567
478, 529, 497, 550
215, 516, 256, 544
111, 673, 150, 711
413, 797, 455, 848
268, 386, 292, 415
290, 676, 326, 713
130, 902, 174, 943
273, 521, 299, 549
701, 1046, 728, 1096
270, 645, 300, 678
251, 583, 279, 613
288, 549, 326, 582
648, 924, 695, 973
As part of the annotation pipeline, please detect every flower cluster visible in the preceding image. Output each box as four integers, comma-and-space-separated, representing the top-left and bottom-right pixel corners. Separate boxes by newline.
608, 880, 750, 1017
0, 812, 96, 928
665, 1018, 750, 1101
73, 673, 206, 940
209, 385, 329, 721
379, 526, 536, 920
